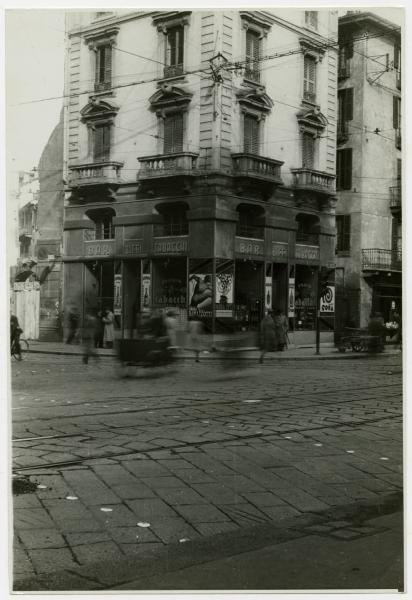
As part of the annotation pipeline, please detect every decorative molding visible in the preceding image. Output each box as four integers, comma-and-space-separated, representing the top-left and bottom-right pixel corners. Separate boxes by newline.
297, 107, 328, 135
149, 85, 193, 114
236, 86, 273, 116
84, 26, 119, 50
299, 37, 326, 63
80, 98, 119, 125
240, 11, 272, 37
152, 11, 191, 33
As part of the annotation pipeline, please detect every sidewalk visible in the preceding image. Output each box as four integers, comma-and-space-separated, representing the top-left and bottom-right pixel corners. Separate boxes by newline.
25, 339, 401, 361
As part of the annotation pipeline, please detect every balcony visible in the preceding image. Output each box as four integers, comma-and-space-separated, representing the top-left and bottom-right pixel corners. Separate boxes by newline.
163, 64, 184, 79
137, 152, 199, 180
69, 161, 123, 189
231, 153, 283, 185
390, 186, 401, 212
244, 66, 260, 84
303, 90, 317, 104
337, 121, 349, 144
338, 63, 350, 80
291, 168, 336, 195
296, 232, 319, 246
396, 70, 401, 90
362, 248, 402, 272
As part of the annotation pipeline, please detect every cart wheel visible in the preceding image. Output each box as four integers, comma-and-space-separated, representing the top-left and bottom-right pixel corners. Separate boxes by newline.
351, 342, 363, 352
338, 346, 346, 353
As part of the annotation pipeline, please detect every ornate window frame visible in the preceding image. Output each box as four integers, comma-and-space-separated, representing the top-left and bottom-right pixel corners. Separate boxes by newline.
84, 27, 119, 96
299, 37, 325, 107
240, 12, 271, 87
152, 12, 191, 81
149, 84, 193, 154
236, 86, 273, 155
80, 98, 119, 162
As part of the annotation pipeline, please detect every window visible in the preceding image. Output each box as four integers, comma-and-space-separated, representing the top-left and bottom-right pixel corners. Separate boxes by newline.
336, 148, 352, 190
303, 55, 316, 103
337, 88, 353, 141
165, 25, 184, 78
305, 11, 318, 30
302, 133, 315, 169
93, 124, 111, 161
393, 96, 401, 149
338, 39, 353, 79
244, 114, 260, 154
336, 215, 351, 253
163, 112, 183, 154
95, 44, 112, 92
296, 214, 319, 245
87, 209, 115, 240
154, 203, 189, 236
394, 44, 401, 89
236, 204, 264, 238
245, 29, 261, 83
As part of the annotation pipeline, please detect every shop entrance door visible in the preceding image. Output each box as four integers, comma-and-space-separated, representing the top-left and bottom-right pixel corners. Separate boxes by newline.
84, 261, 115, 315
123, 260, 141, 338
234, 260, 264, 328
272, 263, 288, 313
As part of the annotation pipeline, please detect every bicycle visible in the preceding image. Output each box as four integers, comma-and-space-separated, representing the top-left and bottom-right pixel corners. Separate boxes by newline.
11, 337, 29, 361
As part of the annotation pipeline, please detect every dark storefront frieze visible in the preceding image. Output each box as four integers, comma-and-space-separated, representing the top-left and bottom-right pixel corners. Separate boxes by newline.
295, 244, 320, 262
235, 237, 264, 258
153, 237, 188, 255
84, 239, 116, 258
271, 241, 289, 261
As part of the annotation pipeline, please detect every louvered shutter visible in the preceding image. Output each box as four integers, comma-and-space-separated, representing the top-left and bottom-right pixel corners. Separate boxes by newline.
393, 96, 399, 129
94, 126, 103, 160
177, 26, 184, 67
345, 88, 353, 121
95, 48, 101, 87
102, 125, 111, 160
244, 115, 259, 154
302, 133, 314, 168
246, 30, 260, 81
168, 28, 176, 66
164, 113, 183, 153
104, 45, 112, 87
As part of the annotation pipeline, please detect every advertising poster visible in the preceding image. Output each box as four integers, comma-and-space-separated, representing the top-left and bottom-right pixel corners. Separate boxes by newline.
288, 277, 295, 317
320, 285, 335, 313
113, 274, 122, 316
141, 273, 151, 312
189, 274, 213, 315
216, 273, 234, 305
265, 276, 272, 310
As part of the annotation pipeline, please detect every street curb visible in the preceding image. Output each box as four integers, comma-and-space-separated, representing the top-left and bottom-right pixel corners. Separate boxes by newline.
13, 492, 402, 591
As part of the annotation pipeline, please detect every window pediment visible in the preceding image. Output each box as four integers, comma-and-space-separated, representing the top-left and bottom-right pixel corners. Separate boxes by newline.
84, 26, 119, 50
297, 107, 328, 133
81, 98, 119, 124
299, 37, 325, 62
240, 11, 271, 37
152, 11, 191, 33
149, 85, 192, 113
236, 87, 273, 115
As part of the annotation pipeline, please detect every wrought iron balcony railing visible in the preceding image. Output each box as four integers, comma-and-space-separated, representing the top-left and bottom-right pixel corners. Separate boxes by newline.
338, 63, 350, 80
389, 186, 401, 210
236, 224, 264, 239
296, 232, 319, 246
303, 90, 317, 103
231, 153, 283, 184
163, 64, 184, 79
291, 168, 336, 195
362, 248, 402, 272
337, 121, 350, 144
137, 152, 199, 179
244, 64, 260, 83
395, 129, 401, 150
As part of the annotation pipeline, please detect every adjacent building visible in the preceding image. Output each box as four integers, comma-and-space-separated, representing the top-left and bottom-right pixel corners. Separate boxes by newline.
335, 12, 401, 329
63, 9, 339, 343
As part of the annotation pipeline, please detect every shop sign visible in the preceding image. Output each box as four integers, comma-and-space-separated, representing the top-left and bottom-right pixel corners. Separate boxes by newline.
288, 277, 295, 317
153, 238, 188, 255
123, 240, 144, 256
320, 285, 335, 313
141, 273, 151, 312
295, 245, 320, 262
84, 240, 115, 258
272, 242, 288, 260
13, 281, 40, 292
114, 274, 122, 316
235, 238, 264, 256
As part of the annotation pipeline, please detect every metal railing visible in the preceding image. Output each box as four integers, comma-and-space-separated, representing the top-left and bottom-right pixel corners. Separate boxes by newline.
291, 168, 336, 194
303, 90, 317, 103
153, 222, 189, 236
231, 153, 283, 182
338, 63, 350, 80
296, 232, 319, 245
236, 224, 264, 239
337, 121, 349, 143
362, 248, 402, 272
244, 65, 260, 83
163, 64, 184, 79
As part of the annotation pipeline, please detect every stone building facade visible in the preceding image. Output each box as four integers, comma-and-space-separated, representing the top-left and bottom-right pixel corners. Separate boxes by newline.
63, 9, 338, 343
335, 12, 401, 329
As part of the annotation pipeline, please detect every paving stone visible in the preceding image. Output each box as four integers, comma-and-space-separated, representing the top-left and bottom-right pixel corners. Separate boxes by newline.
174, 503, 231, 523
62, 470, 121, 505
13, 494, 43, 509
329, 528, 362, 540
126, 498, 179, 520
108, 525, 159, 544
110, 483, 157, 499
192, 483, 243, 504
215, 474, 266, 493
141, 476, 187, 489
65, 531, 110, 546
148, 517, 200, 544
71, 541, 123, 565
89, 503, 139, 526
13, 548, 35, 577
121, 459, 173, 478
194, 521, 240, 537
18, 528, 66, 550
14, 508, 56, 530
119, 542, 164, 556
241, 491, 289, 507
153, 486, 208, 506
172, 469, 216, 484
27, 547, 79, 573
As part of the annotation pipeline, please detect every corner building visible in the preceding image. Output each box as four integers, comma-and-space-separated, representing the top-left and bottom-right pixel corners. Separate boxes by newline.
63, 9, 338, 343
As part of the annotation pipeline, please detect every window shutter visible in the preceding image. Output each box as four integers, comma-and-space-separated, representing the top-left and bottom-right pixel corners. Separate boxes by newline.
245, 30, 260, 81
394, 45, 399, 69
177, 26, 184, 66
393, 96, 399, 129
94, 126, 103, 160
304, 56, 316, 98
302, 133, 314, 168
102, 125, 111, 160
345, 88, 353, 121
95, 49, 101, 85
164, 113, 183, 153
104, 45, 112, 86
244, 115, 259, 154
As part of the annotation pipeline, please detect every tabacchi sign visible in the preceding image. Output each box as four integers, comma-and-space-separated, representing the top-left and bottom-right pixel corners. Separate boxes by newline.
153, 238, 188, 254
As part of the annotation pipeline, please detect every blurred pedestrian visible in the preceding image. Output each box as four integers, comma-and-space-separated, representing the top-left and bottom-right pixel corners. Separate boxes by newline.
82, 311, 100, 365
10, 314, 23, 359
165, 310, 178, 348
102, 307, 115, 348
273, 308, 288, 351
94, 309, 104, 348
259, 310, 277, 364
187, 319, 204, 362
66, 304, 80, 344
392, 309, 402, 350
367, 312, 385, 351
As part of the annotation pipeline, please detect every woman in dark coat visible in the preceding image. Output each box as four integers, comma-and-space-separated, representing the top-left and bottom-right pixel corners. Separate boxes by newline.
259, 310, 277, 364
273, 308, 288, 351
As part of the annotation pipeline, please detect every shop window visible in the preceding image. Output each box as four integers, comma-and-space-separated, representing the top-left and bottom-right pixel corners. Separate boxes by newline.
154, 202, 188, 236
163, 112, 184, 154
336, 148, 352, 190
305, 11, 318, 30
236, 204, 264, 239
336, 215, 351, 253
337, 88, 353, 142
244, 114, 260, 154
303, 55, 316, 103
86, 208, 115, 240
296, 214, 319, 245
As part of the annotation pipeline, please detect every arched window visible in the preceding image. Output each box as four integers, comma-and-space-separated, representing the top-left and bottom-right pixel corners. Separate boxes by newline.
154, 202, 189, 236
296, 214, 319, 245
86, 208, 116, 240
236, 204, 264, 239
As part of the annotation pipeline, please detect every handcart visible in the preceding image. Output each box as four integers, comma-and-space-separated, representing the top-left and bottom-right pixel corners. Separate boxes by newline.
116, 336, 177, 377
337, 328, 383, 353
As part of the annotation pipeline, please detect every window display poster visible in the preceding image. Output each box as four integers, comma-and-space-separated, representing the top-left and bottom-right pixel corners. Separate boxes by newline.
189, 274, 213, 311
216, 273, 234, 305
320, 285, 335, 313
141, 273, 151, 312
288, 277, 295, 317
265, 276, 272, 310
114, 274, 122, 315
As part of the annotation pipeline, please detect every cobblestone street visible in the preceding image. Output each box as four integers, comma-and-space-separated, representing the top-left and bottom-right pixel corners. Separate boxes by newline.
11, 351, 403, 590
